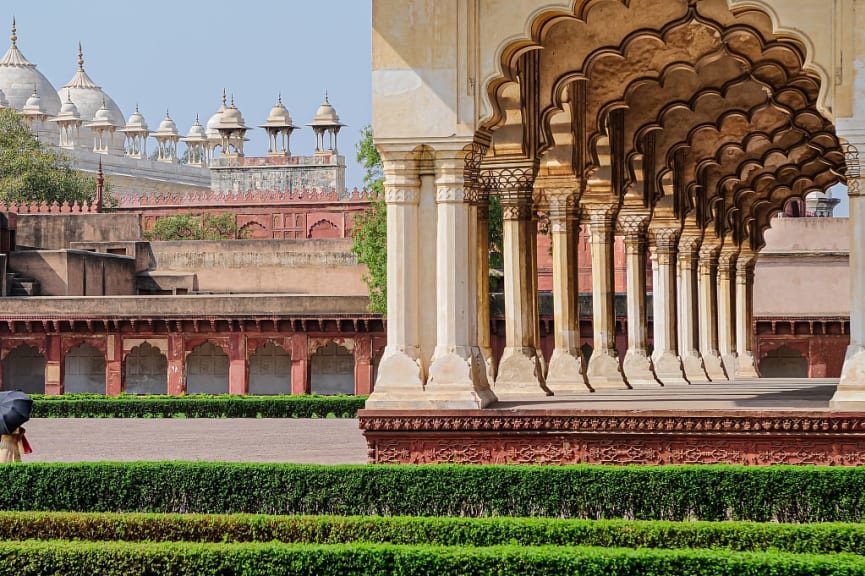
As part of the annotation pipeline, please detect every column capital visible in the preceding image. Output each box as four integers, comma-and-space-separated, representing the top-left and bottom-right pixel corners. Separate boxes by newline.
586, 204, 618, 243
546, 192, 579, 231
677, 233, 702, 257
384, 187, 421, 204
650, 227, 680, 252
383, 156, 422, 205
435, 186, 468, 204
842, 141, 863, 196
616, 212, 649, 237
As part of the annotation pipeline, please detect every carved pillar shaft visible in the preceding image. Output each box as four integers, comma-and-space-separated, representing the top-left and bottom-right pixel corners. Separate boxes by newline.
546, 192, 587, 392
717, 248, 738, 377
619, 214, 656, 387
366, 156, 428, 408
586, 207, 627, 388
651, 228, 688, 385
698, 245, 727, 380
678, 236, 709, 382
487, 165, 549, 397
228, 333, 248, 395
734, 253, 759, 378
426, 153, 495, 408
476, 198, 493, 360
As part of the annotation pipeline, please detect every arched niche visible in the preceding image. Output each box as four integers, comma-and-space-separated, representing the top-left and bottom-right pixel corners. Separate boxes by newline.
3, 344, 45, 394
125, 342, 168, 395
249, 341, 292, 395
65, 343, 106, 394
186, 341, 229, 395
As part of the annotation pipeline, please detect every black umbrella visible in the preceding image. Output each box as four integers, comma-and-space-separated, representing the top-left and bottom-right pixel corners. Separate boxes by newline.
0, 391, 32, 435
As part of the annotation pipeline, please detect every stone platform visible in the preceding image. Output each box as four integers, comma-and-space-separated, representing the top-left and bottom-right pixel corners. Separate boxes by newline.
358, 379, 865, 465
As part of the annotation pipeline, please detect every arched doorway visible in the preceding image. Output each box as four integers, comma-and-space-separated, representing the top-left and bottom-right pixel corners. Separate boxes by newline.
65, 343, 105, 394
125, 342, 168, 395
310, 341, 354, 395
186, 341, 229, 394
249, 341, 292, 395
760, 345, 809, 378
3, 344, 45, 394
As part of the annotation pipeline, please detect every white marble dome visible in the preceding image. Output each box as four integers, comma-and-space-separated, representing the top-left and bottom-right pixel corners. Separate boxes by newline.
124, 105, 148, 131
57, 92, 81, 119
59, 45, 124, 153
206, 93, 228, 142
154, 112, 179, 136
309, 95, 341, 127
185, 116, 207, 140
0, 21, 61, 117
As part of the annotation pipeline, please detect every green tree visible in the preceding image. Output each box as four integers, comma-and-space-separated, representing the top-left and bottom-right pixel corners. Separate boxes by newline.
144, 213, 238, 241
0, 108, 97, 205
351, 125, 387, 314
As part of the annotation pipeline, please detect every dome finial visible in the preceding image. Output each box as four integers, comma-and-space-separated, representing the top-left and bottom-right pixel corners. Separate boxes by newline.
230, 94, 235, 107
195, 113, 200, 124
325, 90, 329, 104
77, 42, 84, 71
66, 89, 72, 103
222, 88, 227, 106
278, 92, 282, 104
135, 102, 139, 113
10, 17, 16, 47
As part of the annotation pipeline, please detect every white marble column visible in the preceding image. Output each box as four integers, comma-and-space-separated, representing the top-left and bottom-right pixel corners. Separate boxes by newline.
476, 195, 496, 383
734, 249, 759, 378
832, 134, 865, 409
366, 155, 427, 408
650, 227, 689, 386
697, 244, 728, 380
586, 206, 628, 388
546, 192, 587, 393
486, 166, 550, 397
716, 246, 738, 378
678, 234, 709, 382
619, 214, 657, 387
425, 153, 496, 407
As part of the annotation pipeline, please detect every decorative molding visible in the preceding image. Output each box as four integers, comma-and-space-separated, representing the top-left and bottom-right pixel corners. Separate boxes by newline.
616, 213, 649, 237
360, 411, 865, 465
480, 165, 536, 195
435, 186, 467, 204
384, 188, 421, 205
650, 227, 680, 253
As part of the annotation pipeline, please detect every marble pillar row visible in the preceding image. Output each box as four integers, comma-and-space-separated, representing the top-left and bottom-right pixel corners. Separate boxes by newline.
366, 156, 427, 408
734, 250, 759, 378
618, 213, 657, 387
488, 166, 550, 397
546, 191, 588, 393
426, 154, 496, 407
677, 234, 709, 382
650, 227, 689, 386
697, 244, 728, 380
832, 131, 865, 409
586, 206, 628, 388
716, 246, 738, 378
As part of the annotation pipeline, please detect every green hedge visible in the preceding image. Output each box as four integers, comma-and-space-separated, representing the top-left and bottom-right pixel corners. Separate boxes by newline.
29, 394, 367, 418
2, 512, 865, 554
2, 462, 865, 522
0, 541, 861, 576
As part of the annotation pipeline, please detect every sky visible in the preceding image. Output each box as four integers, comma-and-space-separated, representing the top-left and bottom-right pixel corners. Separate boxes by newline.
6, 1, 372, 189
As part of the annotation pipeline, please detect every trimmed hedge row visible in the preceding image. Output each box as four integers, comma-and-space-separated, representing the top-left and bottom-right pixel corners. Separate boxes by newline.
0, 541, 861, 576
29, 394, 367, 418
3, 462, 865, 522
2, 512, 865, 554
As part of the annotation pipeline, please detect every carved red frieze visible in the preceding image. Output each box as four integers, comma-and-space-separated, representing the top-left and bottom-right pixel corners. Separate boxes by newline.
359, 410, 865, 466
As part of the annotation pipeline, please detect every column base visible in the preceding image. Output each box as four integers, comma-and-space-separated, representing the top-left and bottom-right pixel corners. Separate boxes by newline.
734, 351, 760, 379
495, 347, 552, 398
653, 351, 689, 386
830, 346, 865, 411
423, 347, 497, 409
365, 347, 429, 409
681, 351, 710, 383
586, 349, 629, 389
721, 353, 738, 379
622, 349, 659, 388
479, 345, 497, 385
701, 350, 728, 381
546, 349, 590, 393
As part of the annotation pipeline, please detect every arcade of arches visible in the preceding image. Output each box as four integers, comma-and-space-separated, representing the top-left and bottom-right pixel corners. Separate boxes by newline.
369, 0, 865, 410
0, 331, 382, 396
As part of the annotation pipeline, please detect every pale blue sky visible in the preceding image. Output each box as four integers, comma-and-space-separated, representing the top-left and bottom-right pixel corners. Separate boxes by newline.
7, 1, 372, 189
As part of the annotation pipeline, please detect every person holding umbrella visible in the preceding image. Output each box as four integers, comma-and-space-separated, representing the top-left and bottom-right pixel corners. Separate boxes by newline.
0, 391, 33, 463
